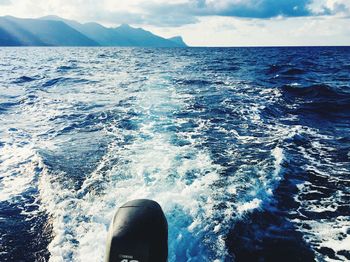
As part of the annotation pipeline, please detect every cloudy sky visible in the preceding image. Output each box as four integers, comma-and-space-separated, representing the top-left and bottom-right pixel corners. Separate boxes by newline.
0, 0, 349, 46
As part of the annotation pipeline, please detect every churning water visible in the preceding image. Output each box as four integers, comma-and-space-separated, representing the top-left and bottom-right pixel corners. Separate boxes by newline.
0, 47, 349, 261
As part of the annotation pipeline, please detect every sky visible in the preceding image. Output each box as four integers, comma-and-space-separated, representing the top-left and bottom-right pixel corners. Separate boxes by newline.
0, 0, 349, 46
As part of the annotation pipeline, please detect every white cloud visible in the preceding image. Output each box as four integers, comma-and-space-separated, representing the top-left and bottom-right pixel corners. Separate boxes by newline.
0, 0, 11, 5
145, 15, 350, 46
1, 0, 346, 24
0, 0, 349, 46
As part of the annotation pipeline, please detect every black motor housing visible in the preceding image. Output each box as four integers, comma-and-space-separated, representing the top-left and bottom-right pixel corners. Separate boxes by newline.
105, 199, 168, 262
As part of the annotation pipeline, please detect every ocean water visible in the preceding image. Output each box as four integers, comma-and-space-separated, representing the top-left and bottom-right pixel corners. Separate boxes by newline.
0, 47, 349, 262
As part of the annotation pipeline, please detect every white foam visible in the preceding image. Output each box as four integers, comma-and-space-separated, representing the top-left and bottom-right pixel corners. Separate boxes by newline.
237, 198, 262, 214
0, 142, 41, 202
36, 76, 287, 261
0, 57, 291, 261
293, 215, 350, 262
272, 147, 283, 176
39, 121, 231, 260
290, 129, 350, 261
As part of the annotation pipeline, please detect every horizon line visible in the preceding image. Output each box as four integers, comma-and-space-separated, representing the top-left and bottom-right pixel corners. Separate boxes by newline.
1, 45, 349, 48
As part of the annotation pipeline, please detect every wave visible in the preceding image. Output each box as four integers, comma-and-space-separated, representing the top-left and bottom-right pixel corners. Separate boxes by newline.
1, 47, 349, 262
282, 68, 306, 76
281, 84, 350, 98
42, 77, 92, 88
57, 65, 77, 72
0, 101, 20, 112
280, 84, 350, 119
12, 75, 38, 84
267, 64, 305, 76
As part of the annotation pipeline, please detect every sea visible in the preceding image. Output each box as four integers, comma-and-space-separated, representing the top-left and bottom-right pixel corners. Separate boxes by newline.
0, 47, 349, 262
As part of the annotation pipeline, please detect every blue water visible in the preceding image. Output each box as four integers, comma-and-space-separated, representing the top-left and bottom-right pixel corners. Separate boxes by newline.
0, 47, 349, 262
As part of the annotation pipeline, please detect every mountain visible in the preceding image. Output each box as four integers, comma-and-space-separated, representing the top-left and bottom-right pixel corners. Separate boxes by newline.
40, 16, 187, 47
0, 16, 98, 46
0, 15, 188, 47
112, 24, 184, 47
168, 36, 187, 47
0, 26, 22, 46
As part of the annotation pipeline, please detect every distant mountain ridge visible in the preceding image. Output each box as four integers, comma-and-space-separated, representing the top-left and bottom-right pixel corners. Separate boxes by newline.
0, 15, 187, 47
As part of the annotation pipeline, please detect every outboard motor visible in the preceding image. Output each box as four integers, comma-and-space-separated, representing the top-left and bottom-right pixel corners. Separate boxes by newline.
105, 199, 168, 262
